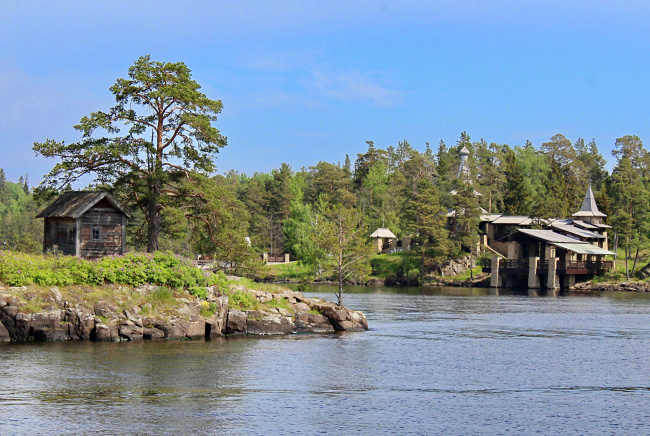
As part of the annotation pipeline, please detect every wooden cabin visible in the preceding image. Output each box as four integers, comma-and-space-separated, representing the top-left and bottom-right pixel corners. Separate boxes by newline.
36, 191, 130, 258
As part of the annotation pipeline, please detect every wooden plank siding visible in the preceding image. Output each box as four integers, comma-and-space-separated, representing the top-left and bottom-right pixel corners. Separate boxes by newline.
79, 206, 124, 258
43, 218, 77, 256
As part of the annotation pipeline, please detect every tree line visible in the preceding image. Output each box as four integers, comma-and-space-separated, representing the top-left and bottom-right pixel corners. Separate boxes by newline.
24, 56, 650, 283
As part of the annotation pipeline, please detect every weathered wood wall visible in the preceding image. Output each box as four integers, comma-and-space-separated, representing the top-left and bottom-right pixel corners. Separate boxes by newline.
80, 204, 124, 258
43, 218, 77, 256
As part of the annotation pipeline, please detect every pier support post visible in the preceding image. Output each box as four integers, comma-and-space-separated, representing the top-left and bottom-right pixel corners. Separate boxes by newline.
547, 257, 559, 290
528, 256, 540, 289
490, 256, 501, 287
567, 274, 576, 288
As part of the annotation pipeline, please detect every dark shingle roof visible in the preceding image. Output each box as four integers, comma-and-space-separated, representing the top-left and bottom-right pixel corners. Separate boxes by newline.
36, 191, 131, 219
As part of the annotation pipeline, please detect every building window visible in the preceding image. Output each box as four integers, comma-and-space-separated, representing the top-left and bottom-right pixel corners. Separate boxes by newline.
67, 227, 76, 243
92, 227, 102, 242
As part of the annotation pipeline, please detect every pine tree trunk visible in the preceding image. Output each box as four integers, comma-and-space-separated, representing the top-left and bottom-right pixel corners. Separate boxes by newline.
147, 129, 163, 253
625, 243, 630, 280
147, 178, 160, 253
632, 247, 640, 277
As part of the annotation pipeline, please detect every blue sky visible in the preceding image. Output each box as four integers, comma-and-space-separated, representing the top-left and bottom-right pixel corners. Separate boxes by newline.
2, 1, 649, 185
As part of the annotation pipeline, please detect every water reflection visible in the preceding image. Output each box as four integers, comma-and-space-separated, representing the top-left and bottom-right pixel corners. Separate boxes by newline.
2, 287, 650, 434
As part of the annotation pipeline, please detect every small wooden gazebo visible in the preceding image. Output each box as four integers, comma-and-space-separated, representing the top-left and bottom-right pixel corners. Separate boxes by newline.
370, 228, 397, 252
36, 191, 131, 258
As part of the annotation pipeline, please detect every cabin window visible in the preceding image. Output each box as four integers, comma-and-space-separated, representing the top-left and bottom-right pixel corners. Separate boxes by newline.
92, 227, 102, 242
67, 227, 76, 243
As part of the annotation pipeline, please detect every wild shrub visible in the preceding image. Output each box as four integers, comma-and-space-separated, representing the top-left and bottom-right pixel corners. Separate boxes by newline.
189, 286, 208, 299
229, 290, 260, 311
0, 251, 218, 290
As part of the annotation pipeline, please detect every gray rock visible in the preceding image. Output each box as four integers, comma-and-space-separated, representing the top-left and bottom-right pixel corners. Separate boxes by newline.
226, 309, 247, 334
119, 325, 144, 341
294, 312, 335, 333
291, 302, 310, 313
246, 310, 295, 335
94, 301, 118, 318
143, 327, 165, 340
0, 322, 11, 341
93, 323, 119, 342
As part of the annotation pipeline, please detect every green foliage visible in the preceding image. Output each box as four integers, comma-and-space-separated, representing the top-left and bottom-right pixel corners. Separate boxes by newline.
371, 252, 420, 282
33, 55, 227, 252
308, 202, 375, 306
189, 286, 208, 299
266, 297, 292, 311
0, 176, 42, 253
200, 301, 218, 317
0, 251, 216, 289
228, 290, 260, 311
148, 287, 175, 305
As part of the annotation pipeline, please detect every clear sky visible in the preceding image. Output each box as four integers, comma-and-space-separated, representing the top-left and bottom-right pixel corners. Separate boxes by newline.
2, 1, 649, 185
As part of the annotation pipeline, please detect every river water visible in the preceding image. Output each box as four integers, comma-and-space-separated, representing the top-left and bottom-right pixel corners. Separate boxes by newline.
2, 285, 650, 435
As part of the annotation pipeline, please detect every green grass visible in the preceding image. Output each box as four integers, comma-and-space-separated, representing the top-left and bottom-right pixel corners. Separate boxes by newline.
266, 297, 292, 312
265, 262, 313, 280
231, 277, 287, 293
370, 252, 419, 280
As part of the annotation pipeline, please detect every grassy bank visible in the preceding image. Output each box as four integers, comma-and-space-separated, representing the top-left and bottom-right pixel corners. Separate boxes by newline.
0, 251, 294, 316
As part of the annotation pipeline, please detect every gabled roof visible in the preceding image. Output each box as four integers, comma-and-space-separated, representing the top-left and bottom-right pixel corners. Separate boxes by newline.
370, 228, 396, 239
36, 191, 131, 219
573, 184, 606, 218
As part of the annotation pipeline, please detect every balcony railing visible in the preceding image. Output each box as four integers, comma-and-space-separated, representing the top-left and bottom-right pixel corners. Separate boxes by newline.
482, 259, 614, 273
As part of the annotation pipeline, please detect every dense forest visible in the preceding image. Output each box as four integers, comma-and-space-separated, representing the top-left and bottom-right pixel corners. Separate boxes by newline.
6, 131, 650, 279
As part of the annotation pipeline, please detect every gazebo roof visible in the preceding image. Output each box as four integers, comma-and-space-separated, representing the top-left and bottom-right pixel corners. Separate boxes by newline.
370, 228, 397, 239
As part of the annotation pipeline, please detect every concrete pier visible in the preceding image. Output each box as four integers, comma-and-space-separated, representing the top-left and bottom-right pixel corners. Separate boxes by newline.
490, 257, 501, 287
528, 256, 540, 288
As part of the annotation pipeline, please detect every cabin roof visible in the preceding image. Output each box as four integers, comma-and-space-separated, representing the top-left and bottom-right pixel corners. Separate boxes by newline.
36, 191, 131, 219
370, 228, 397, 239
551, 242, 615, 256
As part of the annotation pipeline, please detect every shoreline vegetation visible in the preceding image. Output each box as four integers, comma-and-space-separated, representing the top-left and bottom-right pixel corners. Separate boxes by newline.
0, 251, 367, 342
1, 241, 649, 342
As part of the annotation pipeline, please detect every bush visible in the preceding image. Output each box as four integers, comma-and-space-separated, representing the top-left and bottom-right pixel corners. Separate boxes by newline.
189, 286, 208, 299
229, 290, 260, 311
0, 251, 220, 290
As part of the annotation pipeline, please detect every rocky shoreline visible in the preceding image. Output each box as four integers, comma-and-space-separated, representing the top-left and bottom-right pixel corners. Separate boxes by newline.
0, 285, 368, 342
570, 281, 650, 293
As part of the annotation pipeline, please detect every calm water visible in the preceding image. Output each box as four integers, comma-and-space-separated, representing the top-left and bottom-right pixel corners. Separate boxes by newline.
2, 286, 650, 435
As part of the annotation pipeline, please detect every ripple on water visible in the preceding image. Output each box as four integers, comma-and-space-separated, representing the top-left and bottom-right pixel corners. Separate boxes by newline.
2, 287, 650, 434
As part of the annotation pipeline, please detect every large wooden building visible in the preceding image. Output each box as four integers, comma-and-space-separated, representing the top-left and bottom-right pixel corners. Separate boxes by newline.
36, 191, 130, 258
